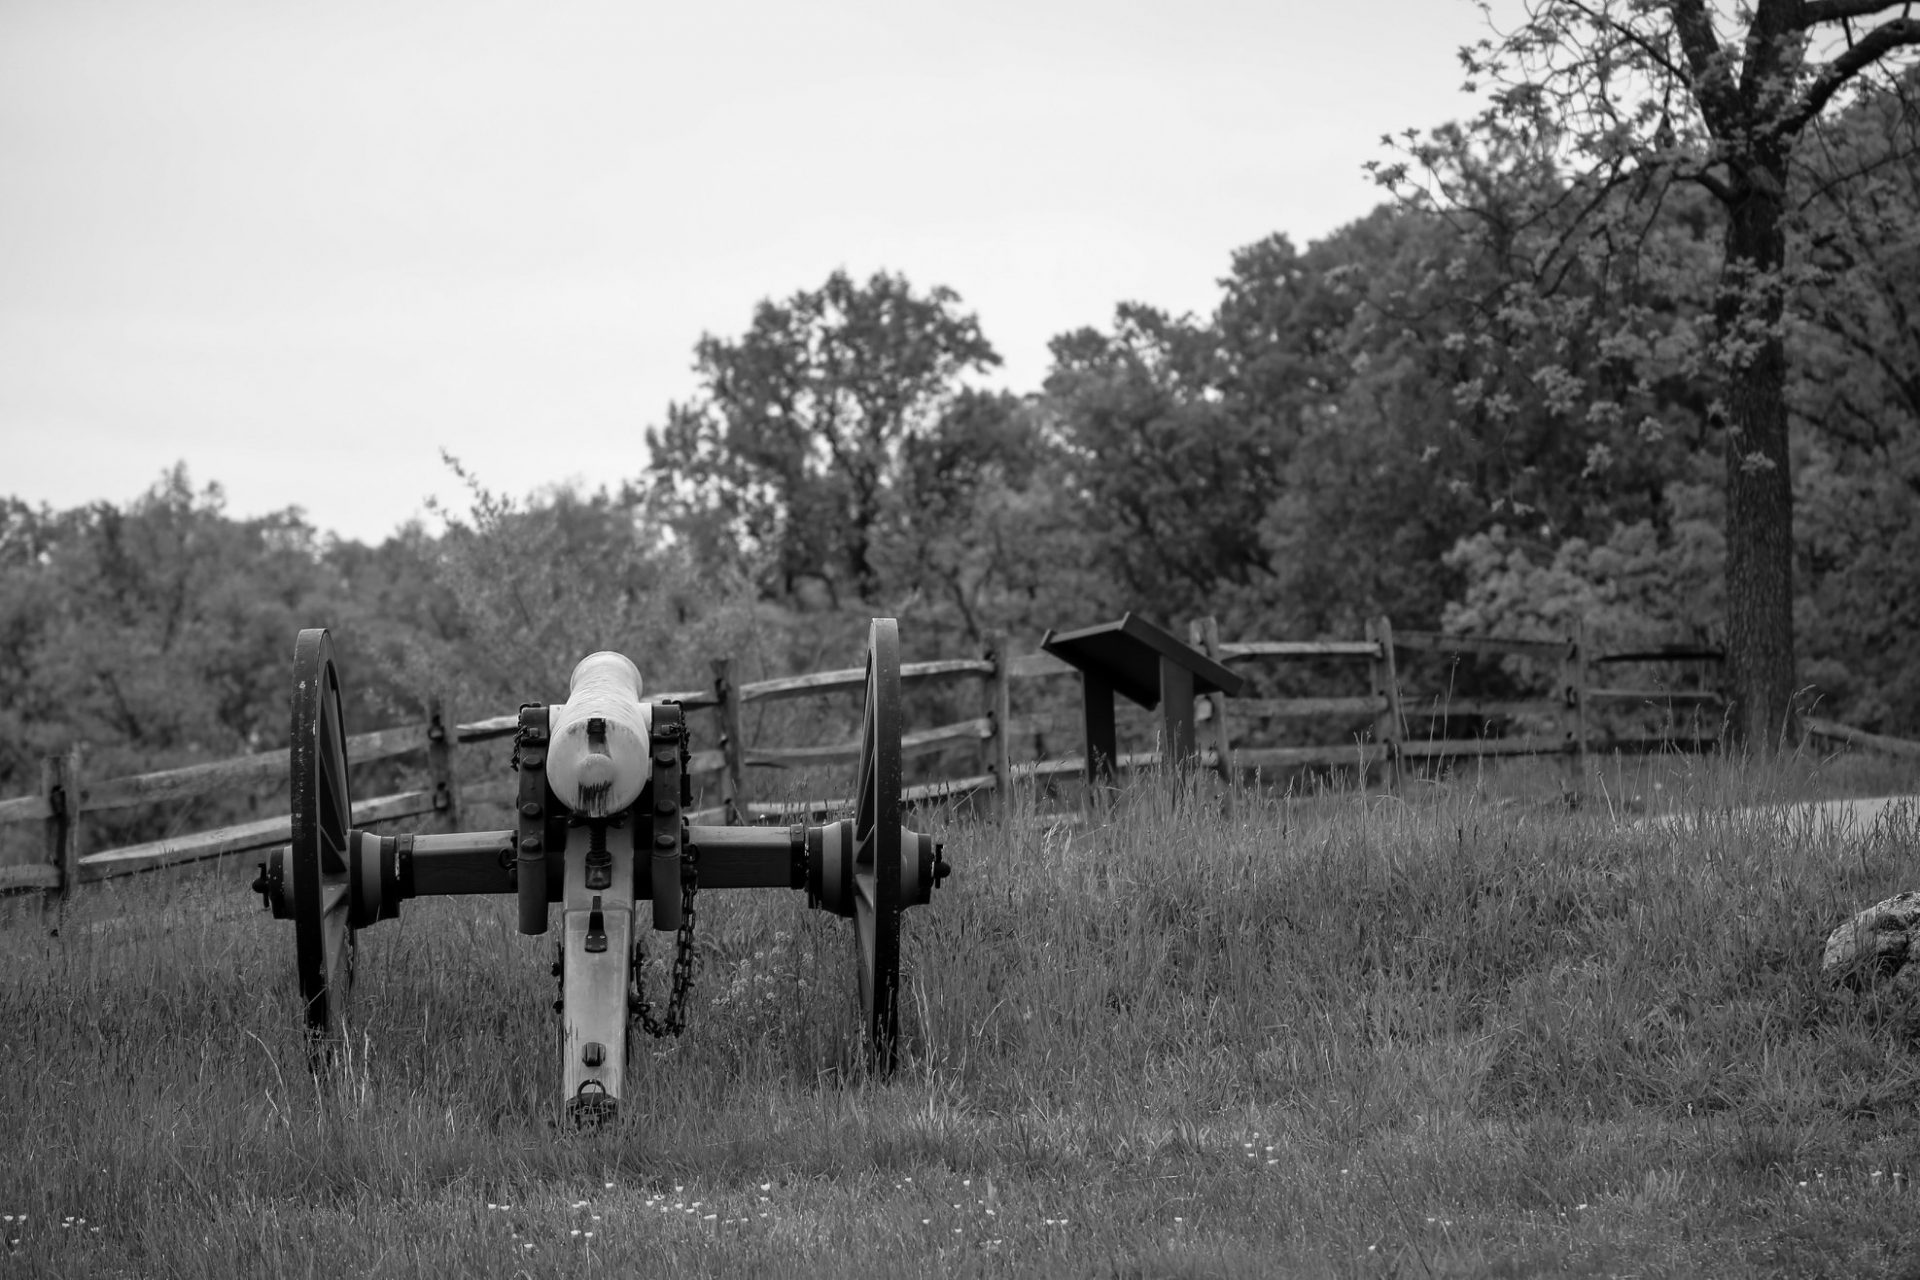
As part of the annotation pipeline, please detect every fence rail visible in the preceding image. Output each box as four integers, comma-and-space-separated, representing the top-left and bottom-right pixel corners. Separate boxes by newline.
1806, 716, 1920, 759
4, 615, 1913, 906
1393, 630, 1575, 659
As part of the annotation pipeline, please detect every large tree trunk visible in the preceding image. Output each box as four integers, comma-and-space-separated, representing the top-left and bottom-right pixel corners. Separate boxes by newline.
1717, 152, 1799, 752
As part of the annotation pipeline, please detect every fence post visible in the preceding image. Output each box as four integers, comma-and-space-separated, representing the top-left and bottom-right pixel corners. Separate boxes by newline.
41, 745, 82, 921
712, 658, 749, 825
1562, 618, 1589, 790
427, 695, 462, 833
984, 632, 1013, 820
1189, 616, 1234, 817
1366, 616, 1406, 790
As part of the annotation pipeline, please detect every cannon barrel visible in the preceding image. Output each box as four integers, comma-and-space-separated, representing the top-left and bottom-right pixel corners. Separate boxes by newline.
548, 652, 651, 819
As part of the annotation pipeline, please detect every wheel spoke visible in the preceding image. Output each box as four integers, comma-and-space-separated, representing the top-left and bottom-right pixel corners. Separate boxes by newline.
320, 747, 346, 823
855, 672, 875, 845
319, 827, 349, 877
854, 897, 875, 1007
318, 705, 345, 797
317, 694, 350, 871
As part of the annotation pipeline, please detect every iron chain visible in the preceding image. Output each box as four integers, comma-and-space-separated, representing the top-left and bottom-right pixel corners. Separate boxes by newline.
634, 716, 698, 1038
632, 842, 698, 1038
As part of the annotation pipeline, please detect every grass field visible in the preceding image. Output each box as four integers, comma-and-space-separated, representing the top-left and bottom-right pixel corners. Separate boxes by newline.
3, 751, 1918, 1278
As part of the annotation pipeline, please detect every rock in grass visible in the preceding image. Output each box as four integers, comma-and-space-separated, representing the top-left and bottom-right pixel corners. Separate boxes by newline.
1823, 892, 1920, 994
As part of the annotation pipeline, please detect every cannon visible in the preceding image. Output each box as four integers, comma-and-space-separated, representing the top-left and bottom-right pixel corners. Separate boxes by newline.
252, 618, 950, 1123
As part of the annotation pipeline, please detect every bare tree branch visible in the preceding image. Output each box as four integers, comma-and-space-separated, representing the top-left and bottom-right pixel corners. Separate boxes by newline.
1686, 165, 1737, 202
1798, 1, 1912, 27
1784, 17, 1920, 133
1797, 120, 1920, 210
1562, 0, 1690, 81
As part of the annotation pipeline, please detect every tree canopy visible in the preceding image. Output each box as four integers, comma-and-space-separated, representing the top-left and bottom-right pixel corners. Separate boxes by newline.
8, 27, 1920, 810
1372, 0, 1920, 748
643, 269, 1002, 609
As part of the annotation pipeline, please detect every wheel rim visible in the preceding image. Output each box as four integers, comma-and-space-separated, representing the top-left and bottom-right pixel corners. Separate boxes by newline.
853, 618, 902, 1073
291, 628, 354, 1042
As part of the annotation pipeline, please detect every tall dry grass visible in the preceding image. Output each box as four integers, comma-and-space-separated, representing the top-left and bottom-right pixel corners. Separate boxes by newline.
1, 752, 1917, 1277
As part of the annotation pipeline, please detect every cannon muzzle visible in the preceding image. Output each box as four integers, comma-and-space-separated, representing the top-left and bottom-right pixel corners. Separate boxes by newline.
547, 652, 652, 818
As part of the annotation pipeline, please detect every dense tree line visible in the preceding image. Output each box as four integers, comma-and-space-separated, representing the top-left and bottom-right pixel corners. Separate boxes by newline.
5, 32, 1919, 809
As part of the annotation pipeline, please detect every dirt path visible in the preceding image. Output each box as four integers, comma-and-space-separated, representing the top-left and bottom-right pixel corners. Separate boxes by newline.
1643, 794, 1917, 838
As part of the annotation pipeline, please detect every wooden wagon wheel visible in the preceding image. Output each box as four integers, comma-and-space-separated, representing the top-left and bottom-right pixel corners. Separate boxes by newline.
290, 627, 355, 1043
852, 617, 903, 1074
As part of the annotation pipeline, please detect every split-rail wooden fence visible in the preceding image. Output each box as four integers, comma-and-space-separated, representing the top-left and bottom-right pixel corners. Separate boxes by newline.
3, 616, 1913, 908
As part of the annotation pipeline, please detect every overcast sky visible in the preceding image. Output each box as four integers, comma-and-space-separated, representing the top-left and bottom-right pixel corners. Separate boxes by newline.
2, 0, 1513, 545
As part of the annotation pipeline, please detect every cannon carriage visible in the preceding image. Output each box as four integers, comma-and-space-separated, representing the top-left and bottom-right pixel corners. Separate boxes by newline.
252, 618, 949, 1123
